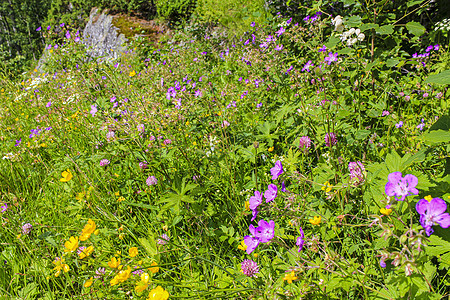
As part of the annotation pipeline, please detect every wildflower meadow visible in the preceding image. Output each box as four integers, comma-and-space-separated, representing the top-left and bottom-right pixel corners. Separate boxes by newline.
1, 0, 450, 299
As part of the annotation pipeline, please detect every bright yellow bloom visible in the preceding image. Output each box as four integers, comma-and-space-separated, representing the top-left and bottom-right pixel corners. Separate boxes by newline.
79, 245, 94, 259
244, 201, 250, 211
309, 216, 321, 225
129, 247, 138, 257
135, 281, 149, 293
84, 277, 93, 288
141, 272, 150, 283
110, 266, 132, 286
79, 219, 96, 241
321, 181, 332, 193
79, 232, 91, 241
149, 261, 159, 274
380, 207, 392, 216
64, 236, 79, 252
424, 195, 433, 202
60, 169, 73, 182
238, 240, 247, 251
147, 286, 169, 300
53, 257, 70, 277
117, 196, 125, 202
283, 271, 298, 284
129, 70, 136, 77
108, 257, 121, 269
162, 225, 168, 231
268, 146, 274, 152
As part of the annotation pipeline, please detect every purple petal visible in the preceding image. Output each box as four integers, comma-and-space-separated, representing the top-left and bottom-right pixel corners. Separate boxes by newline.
429, 198, 448, 216
387, 172, 403, 184
385, 182, 396, 196
404, 174, 418, 188
250, 208, 258, 222
416, 199, 429, 215
249, 224, 256, 236
437, 213, 450, 228
244, 236, 259, 254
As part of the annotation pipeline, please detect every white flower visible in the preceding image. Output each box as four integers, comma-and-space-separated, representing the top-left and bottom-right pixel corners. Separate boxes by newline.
332, 15, 344, 32
357, 33, 365, 41
348, 28, 356, 35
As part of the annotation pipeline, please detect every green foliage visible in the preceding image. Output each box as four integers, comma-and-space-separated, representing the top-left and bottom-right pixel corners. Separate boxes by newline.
155, 0, 196, 24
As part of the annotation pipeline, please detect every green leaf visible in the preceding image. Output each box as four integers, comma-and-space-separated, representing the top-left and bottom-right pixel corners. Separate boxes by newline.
325, 36, 340, 49
423, 130, 450, 144
347, 16, 361, 27
425, 70, 450, 85
406, 21, 425, 36
386, 58, 400, 67
139, 237, 158, 257
355, 129, 371, 140
376, 25, 394, 35
360, 23, 379, 32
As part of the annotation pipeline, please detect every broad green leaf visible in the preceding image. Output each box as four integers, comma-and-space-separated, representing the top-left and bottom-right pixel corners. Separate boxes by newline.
139, 237, 158, 256
386, 58, 400, 67
423, 130, 450, 144
347, 16, 362, 27
406, 21, 425, 36
360, 23, 379, 32
425, 70, 450, 85
376, 25, 394, 35
325, 36, 340, 49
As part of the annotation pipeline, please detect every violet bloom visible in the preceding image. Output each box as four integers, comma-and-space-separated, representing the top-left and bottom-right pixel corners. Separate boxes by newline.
382, 110, 390, 116
146, 176, 158, 186
299, 136, 311, 151
275, 45, 283, 51
249, 191, 263, 210
302, 60, 314, 72
416, 198, 450, 236
270, 160, 283, 180
46, 101, 52, 108
385, 172, 419, 201
275, 27, 285, 36
426, 45, 433, 52
250, 207, 259, 222
348, 161, 365, 185
324, 52, 338, 65
255, 219, 275, 243
157, 234, 170, 245
139, 161, 148, 169
325, 132, 337, 147
296, 227, 304, 252
264, 184, 278, 203
90, 104, 97, 117
395, 121, 403, 128
36, 26, 41, 31
22, 223, 33, 235
244, 225, 260, 254
99, 159, 110, 167
434, 44, 440, 51
15, 139, 21, 147
241, 259, 259, 277
1, 203, 7, 212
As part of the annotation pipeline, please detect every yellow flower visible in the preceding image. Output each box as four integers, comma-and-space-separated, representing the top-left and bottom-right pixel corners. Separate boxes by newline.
162, 225, 168, 231
321, 181, 332, 193
108, 257, 121, 269
60, 169, 73, 182
129, 247, 138, 257
141, 272, 150, 283
149, 261, 159, 274
283, 271, 298, 284
380, 207, 392, 216
147, 286, 169, 300
64, 236, 79, 252
244, 201, 250, 211
309, 216, 321, 226
79, 232, 91, 241
268, 146, 274, 152
135, 281, 149, 293
253, 253, 258, 258
53, 257, 70, 277
79, 245, 94, 259
115, 191, 120, 196
110, 266, 132, 286
117, 196, 125, 202
129, 70, 136, 77
238, 240, 247, 251
424, 195, 433, 202
84, 277, 93, 288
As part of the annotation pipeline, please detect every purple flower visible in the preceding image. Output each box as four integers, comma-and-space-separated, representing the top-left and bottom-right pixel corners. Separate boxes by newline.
146, 176, 158, 186
241, 259, 259, 277
324, 52, 338, 65
250, 22, 255, 27
15, 139, 21, 147
385, 172, 419, 201
1, 203, 7, 212
302, 60, 314, 72
281, 181, 286, 192
36, 26, 41, 32
325, 132, 337, 147
275, 27, 285, 36
250, 207, 259, 222
382, 110, 390, 116
47, 25, 51, 30
60, 23, 65, 27
249, 191, 262, 210
46, 101, 52, 107
434, 44, 440, 51
426, 45, 433, 52
65, 30, 71, 39
22, 223, 32, 235
318, 45, 327, 52
254, 219, 275, 243
395, 121, 403, 128
285, 65, 294, 74
264, 184, 278, 203
157, 234, 170, 245
348, 161, 365, 185
139, 161, 148, 169
90, 104, 97, 117
275, 44, 283, 51
296, 227, 304, 252
99, 159, 110, 167
244, 225, 260, 254
299, 136, 311, 151
163, 139, 172, 145
270, 160, 283, 180
416, 198, 450, 236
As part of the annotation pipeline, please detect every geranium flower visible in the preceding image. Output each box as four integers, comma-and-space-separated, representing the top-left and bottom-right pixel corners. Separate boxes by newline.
244, 224, 260, 254
264, 184, 278, 203
385, 172, 418, 201
254, 219, 275, 243
249, 191, 262, 210
270, 160, 283, 180
296, 227, 305, 252
416, 197, 450, 236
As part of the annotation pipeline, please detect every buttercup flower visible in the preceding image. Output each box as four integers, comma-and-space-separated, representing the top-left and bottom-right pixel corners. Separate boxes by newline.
149, 261, 160, 274
80, 219, 96, 241
108, 257, 121, 269
53, 257, 69, 277
416, 197, 450, 236
309, 216, 321, 225
147, 286, 169, 300
270, 160, 283, 180
238, 240, 247, 251
283, 271, 298, 284
385, 172, 419, 201
241, 259, 259, 277
83, 277, 93, 288
110, 266, 132, 286
60, 169, 73, 182
129, 247, 138, 257
79, 245, 94, 259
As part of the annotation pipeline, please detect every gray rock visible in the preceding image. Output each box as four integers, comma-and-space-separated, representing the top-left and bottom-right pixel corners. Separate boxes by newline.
82, 7, 128, 60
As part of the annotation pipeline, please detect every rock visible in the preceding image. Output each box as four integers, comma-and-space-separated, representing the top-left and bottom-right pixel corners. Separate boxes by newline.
82, 7, 128, 60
